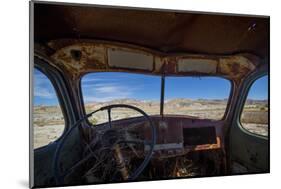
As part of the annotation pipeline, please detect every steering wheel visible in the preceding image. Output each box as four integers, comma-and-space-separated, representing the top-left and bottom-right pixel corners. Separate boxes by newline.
53, 104, 156, 184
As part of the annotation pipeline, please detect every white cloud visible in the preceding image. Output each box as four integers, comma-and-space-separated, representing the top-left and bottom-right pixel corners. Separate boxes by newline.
34, 87, 55, 99
83, 83, 135, 102
34, 72, 56, 99
95, 86, 119, 93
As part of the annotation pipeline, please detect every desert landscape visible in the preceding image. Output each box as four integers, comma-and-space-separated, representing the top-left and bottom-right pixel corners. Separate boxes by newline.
33, 99, 268, 149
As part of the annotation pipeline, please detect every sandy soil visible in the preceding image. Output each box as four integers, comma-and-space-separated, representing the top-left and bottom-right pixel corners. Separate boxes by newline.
33, 99, 268, 149
33, 124, 64, 149
242, 123, 268, 136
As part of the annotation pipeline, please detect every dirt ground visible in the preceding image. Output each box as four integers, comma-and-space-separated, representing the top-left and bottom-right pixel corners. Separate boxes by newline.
33, 124, 64, 149
33, 106, 65, 149
33, 99, 268, 149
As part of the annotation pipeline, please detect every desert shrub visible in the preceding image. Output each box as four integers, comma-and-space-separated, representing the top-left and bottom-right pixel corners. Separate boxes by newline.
241, 111, 268, 124
89, 117, 98, 125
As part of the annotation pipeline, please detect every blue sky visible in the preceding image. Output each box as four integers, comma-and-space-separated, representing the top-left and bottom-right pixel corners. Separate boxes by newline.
33, 69, 59, 106
165, 77, 230, 100
81, 72, 161, 102
34, 69, 268, 105
248, 76, 268, 100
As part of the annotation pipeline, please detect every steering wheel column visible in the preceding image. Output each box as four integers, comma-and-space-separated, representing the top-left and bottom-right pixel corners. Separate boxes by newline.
53, 104, 156, 184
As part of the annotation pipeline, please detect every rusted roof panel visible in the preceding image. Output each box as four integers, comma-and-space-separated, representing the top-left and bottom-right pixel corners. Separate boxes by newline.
34, 2, 269, 59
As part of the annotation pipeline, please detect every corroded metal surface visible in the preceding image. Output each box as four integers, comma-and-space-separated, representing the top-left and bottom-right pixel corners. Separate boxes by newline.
35, 39, 260, 84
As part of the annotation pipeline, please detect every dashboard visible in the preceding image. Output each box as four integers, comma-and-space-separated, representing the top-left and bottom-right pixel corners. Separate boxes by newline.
144, 116, 224, 158
94, 115, 224, 159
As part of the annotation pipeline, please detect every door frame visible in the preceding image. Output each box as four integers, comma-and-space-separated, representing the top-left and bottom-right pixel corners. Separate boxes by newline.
229, 63, 269, 172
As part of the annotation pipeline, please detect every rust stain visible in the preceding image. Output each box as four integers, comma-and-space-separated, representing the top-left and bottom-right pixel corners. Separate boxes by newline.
37, 39, 259, 83
218, 56, 255, 83
51, 43, 107, 77
193, 137, 221, 151
165, 58, 177, 73
154, 56, 166, 72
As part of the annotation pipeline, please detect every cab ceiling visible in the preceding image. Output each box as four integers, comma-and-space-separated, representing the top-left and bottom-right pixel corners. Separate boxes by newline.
33, 3, 269, 60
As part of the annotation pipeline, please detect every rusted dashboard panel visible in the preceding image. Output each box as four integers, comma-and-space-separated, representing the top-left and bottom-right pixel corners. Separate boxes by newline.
149, 116, 223, 158
107, 116, 224, 159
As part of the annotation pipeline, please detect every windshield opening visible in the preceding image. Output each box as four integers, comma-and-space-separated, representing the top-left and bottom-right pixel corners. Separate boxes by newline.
81, 72, 231, 123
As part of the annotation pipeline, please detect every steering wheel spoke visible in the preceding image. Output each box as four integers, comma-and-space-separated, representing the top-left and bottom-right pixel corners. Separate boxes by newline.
53, 104, 156, 184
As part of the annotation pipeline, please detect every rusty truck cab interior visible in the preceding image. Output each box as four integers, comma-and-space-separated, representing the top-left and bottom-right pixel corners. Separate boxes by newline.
32, 3, 269, 187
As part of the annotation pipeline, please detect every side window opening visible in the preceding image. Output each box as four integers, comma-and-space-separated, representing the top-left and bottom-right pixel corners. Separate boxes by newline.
33, 68, 65, 149
240, 75, 268, 137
